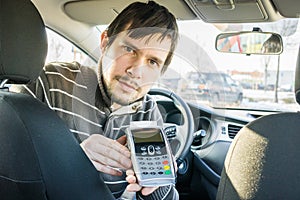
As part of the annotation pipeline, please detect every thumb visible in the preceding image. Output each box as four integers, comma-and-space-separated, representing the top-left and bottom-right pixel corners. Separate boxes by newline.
116, 135, 127, 145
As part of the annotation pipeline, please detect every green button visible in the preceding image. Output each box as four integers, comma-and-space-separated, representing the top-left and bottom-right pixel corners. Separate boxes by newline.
165, 170, 171, 175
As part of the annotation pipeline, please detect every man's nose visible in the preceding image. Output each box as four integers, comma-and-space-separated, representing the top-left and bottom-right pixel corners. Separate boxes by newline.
126, 58, 144, 78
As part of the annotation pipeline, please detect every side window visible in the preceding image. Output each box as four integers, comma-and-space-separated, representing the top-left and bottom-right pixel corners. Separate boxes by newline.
46, 28, 97, 67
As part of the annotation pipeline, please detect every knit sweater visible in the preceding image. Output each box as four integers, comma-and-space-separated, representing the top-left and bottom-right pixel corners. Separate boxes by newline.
16, 61, 178, 200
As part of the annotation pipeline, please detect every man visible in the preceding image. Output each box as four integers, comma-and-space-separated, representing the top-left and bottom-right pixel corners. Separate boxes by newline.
17, 1, 179, 199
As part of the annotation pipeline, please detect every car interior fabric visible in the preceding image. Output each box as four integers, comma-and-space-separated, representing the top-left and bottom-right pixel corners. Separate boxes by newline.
217, 114, 300, 198
0, 0, 47, 84
0, 0, 114, 199
217, 113, 300, 199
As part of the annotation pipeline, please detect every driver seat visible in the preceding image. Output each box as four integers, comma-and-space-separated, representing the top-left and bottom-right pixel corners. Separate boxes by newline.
216, 46, 300, 199
0, 0, 113, 199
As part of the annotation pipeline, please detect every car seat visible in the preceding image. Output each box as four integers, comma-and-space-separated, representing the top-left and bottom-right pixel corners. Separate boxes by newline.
0, 0, 114, 199
216, 46, 300, 199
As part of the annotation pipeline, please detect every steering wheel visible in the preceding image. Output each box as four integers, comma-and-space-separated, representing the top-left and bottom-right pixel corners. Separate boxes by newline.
149, 88, 194, 165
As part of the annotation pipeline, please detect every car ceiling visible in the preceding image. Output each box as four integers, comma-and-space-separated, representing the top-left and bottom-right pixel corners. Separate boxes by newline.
31, 0, 300, 60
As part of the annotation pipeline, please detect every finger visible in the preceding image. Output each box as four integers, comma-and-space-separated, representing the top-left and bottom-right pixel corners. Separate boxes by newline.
126, 183, 142, 192
116, 135, 127, 145
87, 146, 132, 169
98, 137, 131, 158
82, 141, 132, 169
126, 174, 136, 184
141, 186, 159, 196
125, 169, 136, 183
126, 169, 135, 176
97, 144, 132, 168
125, 175, 136, 184
90, 160, 123, 176
126, 169, 136, 184
88, 134, 130, 158
87, 135, 131, 168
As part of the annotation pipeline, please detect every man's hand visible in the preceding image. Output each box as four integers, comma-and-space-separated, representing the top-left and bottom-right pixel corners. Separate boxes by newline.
125, 169, 159, 196
125, 154, 178, 196
80, 134, 132, 176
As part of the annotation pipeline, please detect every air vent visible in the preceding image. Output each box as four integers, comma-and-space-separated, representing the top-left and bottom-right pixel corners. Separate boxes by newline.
228, 124, 242, 139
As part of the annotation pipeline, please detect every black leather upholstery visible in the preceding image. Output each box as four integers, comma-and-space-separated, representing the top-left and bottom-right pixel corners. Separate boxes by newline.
0, 0, 114, 199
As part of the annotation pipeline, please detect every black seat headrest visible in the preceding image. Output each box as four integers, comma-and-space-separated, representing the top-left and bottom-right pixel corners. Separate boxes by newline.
0, 0, 47, 84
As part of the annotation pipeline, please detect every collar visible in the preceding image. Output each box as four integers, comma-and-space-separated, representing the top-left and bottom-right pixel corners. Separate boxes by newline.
110, 100, 143, 116
98, 73, 112, 108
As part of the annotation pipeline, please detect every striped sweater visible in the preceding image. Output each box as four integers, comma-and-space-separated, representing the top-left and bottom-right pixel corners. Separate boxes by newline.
16, 61, 178, 200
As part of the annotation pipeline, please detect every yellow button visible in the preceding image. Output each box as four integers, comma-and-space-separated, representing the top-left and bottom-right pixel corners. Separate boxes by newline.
164, 165, 170, 170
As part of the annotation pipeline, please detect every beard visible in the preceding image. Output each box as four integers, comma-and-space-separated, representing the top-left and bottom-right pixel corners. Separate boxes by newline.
108, 76, 141, 105
97, 59, 143, 106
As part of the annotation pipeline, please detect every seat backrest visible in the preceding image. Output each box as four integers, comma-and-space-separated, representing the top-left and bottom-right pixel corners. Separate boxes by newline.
216, 113, 300, 200
217, 46, 300, 200
0, 0, 114, 199
294, 45, 300, 104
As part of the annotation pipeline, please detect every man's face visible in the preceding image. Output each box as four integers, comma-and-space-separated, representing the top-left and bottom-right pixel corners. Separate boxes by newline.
100, 31, 172, 106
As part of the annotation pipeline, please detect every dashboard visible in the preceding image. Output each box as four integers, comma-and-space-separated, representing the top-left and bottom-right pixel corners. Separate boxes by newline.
155, 98, 276, 199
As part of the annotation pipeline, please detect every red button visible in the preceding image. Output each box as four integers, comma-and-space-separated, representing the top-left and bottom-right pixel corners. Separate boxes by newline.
162, 160, 169, 165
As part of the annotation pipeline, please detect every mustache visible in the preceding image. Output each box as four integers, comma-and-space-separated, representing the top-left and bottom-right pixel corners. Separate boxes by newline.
116, 75, 140, 90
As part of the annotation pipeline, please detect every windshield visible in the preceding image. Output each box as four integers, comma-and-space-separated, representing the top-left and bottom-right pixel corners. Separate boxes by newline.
156, 18, 300, 112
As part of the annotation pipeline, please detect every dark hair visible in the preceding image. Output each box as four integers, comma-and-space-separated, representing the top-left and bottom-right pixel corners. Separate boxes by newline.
106, 1, 179, 73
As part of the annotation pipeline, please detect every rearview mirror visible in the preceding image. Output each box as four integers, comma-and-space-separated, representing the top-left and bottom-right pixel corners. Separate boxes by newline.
216, 32, 283, 55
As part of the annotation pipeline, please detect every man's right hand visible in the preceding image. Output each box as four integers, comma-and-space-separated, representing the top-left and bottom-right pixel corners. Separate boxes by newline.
80, 134, 132, 176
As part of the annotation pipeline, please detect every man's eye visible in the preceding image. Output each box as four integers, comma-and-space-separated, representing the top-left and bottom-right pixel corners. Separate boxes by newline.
149, 59, 159, 68
123, 46, 134, 53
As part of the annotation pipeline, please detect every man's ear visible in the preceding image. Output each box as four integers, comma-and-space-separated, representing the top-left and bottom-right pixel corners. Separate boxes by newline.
100, 30, 108, 53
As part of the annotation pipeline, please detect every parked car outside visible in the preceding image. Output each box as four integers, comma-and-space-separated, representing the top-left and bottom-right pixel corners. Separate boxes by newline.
182, 72, 243, 105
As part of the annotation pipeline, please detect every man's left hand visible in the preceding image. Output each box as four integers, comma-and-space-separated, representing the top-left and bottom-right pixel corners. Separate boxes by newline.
125, 169, 158, 196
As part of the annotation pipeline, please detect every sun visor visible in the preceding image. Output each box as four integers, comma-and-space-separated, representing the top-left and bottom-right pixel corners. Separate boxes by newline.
64, 0, 196, 25
272, 0, 300, 18
184, 0, 281, 23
